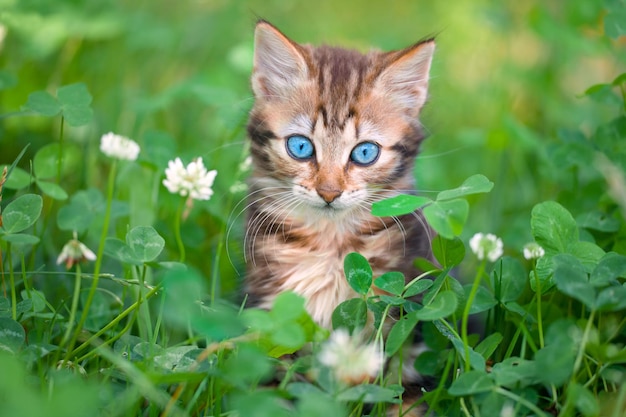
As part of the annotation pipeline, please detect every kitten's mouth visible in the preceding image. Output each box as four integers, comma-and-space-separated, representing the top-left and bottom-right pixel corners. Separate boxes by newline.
316, 202, 348, 216
305, 201, 340, 214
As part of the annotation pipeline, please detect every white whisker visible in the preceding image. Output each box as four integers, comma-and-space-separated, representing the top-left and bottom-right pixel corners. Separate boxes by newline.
417, 145, 471, 160
226, 185, 293, 270
246, 192, 295, 266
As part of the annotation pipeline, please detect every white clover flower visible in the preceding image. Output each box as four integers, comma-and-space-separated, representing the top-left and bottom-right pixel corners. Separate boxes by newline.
469, 232, 503, 262
523, 242, 545, 260
163, 157, 217, 201
0, 25, 7, 47
57, 232, 96, 269
56, 360, 87, 376
99, 132, 140, 161
318, 329, 383, 385
229, 181, 248, 194
239, 156, 252, 172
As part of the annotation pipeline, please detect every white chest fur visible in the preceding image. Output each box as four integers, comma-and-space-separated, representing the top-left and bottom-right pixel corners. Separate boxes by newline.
256, 218, 370, 328
278, 246, 356, 328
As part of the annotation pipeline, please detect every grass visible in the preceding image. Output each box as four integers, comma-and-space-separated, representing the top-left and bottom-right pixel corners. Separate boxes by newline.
1, 1, 626, 416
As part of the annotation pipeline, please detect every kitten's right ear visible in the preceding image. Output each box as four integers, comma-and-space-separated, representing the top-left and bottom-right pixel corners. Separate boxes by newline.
252, 21, 309, 99
374, 39, 435, 117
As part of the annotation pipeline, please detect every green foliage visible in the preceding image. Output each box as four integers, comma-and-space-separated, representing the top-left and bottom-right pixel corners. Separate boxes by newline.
0, 353, 105, 417
104, 225, 165, 265
22, 83, 93, 126
372, 174, 493, 238
0, 194, 42, 234
57, 189, 105, 232
0, 318, 26, 351
0, 1, 625, 416
332, 297, 368, 333
343, 252, 373, 295
448, 370, 495, 396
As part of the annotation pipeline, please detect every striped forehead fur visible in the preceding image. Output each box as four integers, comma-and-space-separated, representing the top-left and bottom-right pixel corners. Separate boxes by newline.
311, 46, 370, 130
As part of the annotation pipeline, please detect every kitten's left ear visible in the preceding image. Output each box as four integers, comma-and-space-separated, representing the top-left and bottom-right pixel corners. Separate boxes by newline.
251, 21, 309, 99
375, 39, 435, 116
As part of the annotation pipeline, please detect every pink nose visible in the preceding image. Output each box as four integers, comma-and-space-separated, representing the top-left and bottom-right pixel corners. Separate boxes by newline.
317, 187, 342, 203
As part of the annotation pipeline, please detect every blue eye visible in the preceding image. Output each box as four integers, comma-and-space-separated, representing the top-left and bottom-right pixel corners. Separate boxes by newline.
286, 135, 314, 160
350, 142, 380, 166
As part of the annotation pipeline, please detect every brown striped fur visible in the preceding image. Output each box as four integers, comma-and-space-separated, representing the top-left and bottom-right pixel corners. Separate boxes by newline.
245, 21, 435, 329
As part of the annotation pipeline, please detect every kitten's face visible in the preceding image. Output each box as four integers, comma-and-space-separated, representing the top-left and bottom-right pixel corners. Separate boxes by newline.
247, 22, 434, 223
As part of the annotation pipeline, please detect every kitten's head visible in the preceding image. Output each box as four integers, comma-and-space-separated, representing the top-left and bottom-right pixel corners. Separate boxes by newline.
247, 21, 434, 223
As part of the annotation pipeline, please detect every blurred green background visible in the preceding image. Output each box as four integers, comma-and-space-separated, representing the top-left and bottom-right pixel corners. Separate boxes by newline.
1, 0, 624, 295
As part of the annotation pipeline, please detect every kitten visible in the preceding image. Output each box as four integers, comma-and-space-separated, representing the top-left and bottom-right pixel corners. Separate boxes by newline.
245, 20, 434, 329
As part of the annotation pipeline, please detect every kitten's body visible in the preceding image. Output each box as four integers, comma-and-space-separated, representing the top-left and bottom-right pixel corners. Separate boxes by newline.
245, 22, 434, 328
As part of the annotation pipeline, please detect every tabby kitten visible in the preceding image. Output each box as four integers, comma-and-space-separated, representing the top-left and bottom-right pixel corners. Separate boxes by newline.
245, 21, 434, 329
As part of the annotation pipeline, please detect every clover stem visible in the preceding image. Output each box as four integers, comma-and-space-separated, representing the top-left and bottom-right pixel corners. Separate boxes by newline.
74, 284, 161, 362
174, 197, 186, 263
461, 259, 486, 371
137, 264, 153, 341
64, 159, 116, 362
573, 308, 595, 377
533, 261, 545, 349
494, 387, 550, 417
57, 116, 65, 183
20, 252, 31, 297
60, 263, 82, 348
7, 243, 16, 320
